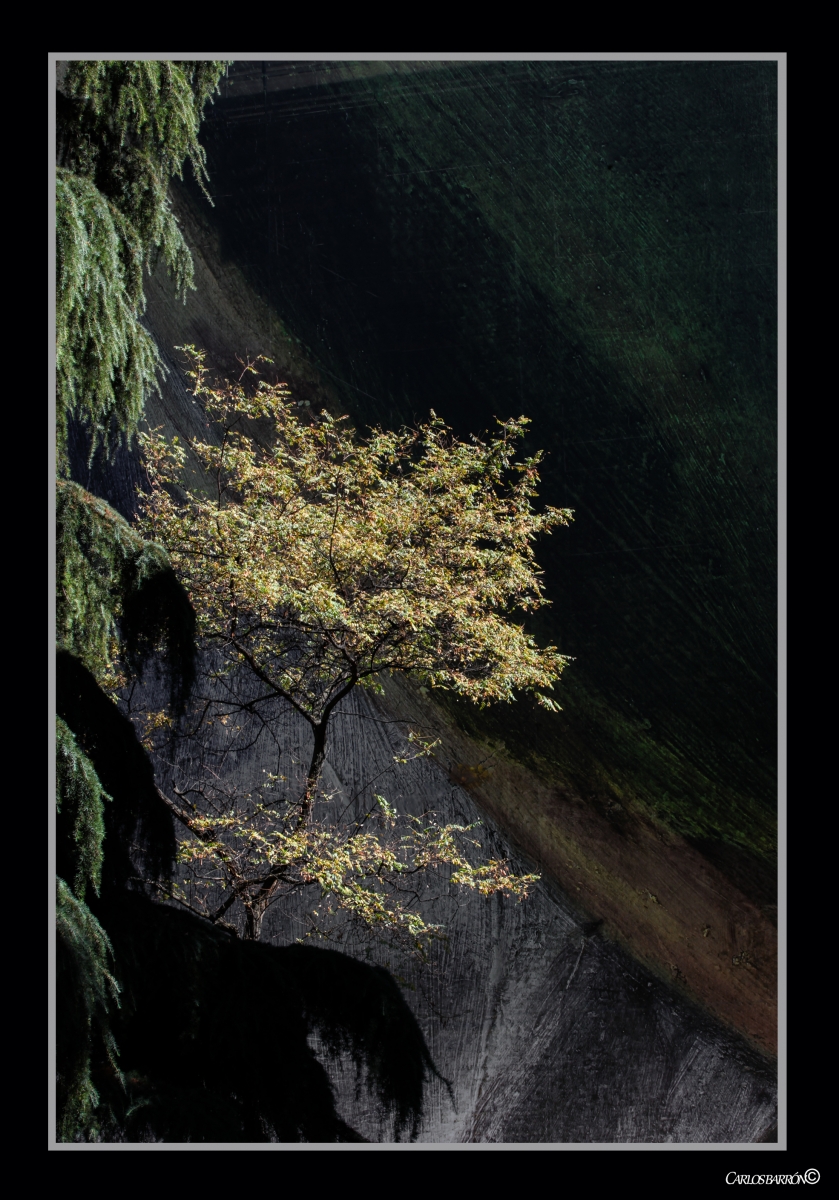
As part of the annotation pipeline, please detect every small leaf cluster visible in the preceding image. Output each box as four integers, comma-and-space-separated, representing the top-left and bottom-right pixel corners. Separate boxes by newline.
167, 785, 539, 959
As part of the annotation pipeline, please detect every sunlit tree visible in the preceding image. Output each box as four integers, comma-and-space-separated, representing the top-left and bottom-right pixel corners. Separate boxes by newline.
55, 63, 443, 1144
136, 347, 572, 945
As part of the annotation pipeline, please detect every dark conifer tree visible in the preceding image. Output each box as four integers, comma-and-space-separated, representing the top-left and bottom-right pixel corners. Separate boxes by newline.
54, 59, 443, 1142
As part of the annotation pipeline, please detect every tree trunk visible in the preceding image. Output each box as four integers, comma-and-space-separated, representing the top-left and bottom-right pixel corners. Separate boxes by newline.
244, 899, 266, 941
241, 717, 334, 939
299, 720, 327, 827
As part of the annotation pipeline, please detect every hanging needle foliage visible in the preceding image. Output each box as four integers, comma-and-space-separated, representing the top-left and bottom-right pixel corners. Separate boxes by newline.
55, 60, 228, 467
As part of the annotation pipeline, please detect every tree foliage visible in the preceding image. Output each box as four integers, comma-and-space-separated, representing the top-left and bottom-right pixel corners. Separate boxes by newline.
57, 649, 179, 897
53, 59, 226, 1141
56, 479, 196, 705
141, 350, 572, 726
55, 716, 120, 1142
54, 62, 447, 1144
156, 749, 541, 951
134, 348, 569, 947
56, 877, 121, 1142
55, 60, 227, 464
57, 646, 444, 1142
56, 717, 110, 901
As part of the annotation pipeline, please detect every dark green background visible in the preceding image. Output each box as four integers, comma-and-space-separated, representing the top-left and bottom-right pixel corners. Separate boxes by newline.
186, 60, 777, 904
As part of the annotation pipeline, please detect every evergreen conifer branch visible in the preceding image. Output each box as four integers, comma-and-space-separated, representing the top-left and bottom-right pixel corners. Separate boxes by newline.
56, 479, 195, 706
55, 60, 228, 466
53, 61, 453, 1144
56, 717, 110, 901
56, 878, 122, 1142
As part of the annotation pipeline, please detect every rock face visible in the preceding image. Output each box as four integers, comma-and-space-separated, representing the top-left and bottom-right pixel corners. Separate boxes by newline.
69, 59, 778, 1142
137, 675, 776, 1143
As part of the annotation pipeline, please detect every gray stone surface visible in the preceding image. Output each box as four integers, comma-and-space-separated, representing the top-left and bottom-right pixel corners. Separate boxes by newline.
140, 672, 776, 1144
